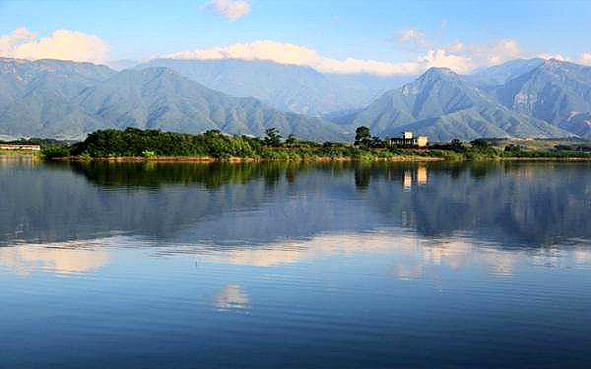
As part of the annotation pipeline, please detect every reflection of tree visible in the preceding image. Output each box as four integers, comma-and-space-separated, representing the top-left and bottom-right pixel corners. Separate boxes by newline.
56, 161, 354, 189
2, 160, 590, 249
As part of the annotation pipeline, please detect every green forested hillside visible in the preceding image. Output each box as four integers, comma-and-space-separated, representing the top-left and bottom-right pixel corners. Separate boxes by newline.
348, 67, 570, 141
0, 58, 348, 141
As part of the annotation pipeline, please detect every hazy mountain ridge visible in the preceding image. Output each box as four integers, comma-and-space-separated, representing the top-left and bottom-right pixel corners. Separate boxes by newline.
0, 58, 348, 140
489, 59, 591, 138
347, 66, 570, 141
468, 58, 545, 86
134, 58, 411, 116
1, 56, 591, 141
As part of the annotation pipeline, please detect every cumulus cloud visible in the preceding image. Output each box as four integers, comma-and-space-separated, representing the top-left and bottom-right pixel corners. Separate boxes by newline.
0, 28, 109, 62
0, 28, 37, 53
420, 49, 473, 74
167, 40, 421, 75
579, 52, 591, 65
202, 0, 251, 22
486, 39, 521, 64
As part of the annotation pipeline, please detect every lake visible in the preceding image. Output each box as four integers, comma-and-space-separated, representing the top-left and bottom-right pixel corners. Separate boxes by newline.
1, 156, 591, 368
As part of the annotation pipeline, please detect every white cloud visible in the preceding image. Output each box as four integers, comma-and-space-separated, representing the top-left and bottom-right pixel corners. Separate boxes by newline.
579, 52, 591, 65
538, 53, 572, 63
420, 49, 473, 74
167, 40, 421, 75
396, 29, 426, 44
486, 39, 521, 64
0, 28, 37, 54
0, 28, 110, 63
202, 0, 251, 22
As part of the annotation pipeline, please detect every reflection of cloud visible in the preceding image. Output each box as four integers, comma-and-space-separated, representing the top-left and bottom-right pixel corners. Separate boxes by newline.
193, 231, 591, 279
212, 285, 249, 311
0, 241, 110, 275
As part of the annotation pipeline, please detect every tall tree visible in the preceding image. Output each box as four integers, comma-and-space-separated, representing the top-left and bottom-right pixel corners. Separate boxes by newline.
355, 126, 371, 147
264, 128, 282, 147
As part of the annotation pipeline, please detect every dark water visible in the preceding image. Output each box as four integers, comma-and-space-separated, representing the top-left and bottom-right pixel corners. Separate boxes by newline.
1, 155, 591, 368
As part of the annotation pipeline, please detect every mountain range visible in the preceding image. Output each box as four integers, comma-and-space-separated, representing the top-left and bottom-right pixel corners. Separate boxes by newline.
0, 57, 346, 141
134, 58, 411, 116
346, 65, 571, 141
0, 56, 590, 141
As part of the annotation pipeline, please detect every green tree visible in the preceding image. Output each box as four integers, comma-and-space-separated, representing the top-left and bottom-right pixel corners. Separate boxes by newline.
470, 138, 492, 150
264, 128, 282, 147
355, 126, 371, 147
370, 136, 384, 148
450, 139, 466, 152
285, 134, 297, 146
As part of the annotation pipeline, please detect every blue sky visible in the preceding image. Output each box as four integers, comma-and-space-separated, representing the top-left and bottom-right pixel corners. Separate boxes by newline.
1, 0, 590, 74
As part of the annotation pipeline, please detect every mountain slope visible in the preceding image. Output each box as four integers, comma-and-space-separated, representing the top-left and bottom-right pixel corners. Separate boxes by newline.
468, 58, 545, 86
349, 67, 570, 141
0, 58, 348, 140
491, 59, 591, 138
134, 58, 411, 116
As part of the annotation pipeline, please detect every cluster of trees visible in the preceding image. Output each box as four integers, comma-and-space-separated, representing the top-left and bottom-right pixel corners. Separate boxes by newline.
40, 126, 591, 160
354, 126, 386, 148
0, 137, 70, 147
44, 127, 366, 159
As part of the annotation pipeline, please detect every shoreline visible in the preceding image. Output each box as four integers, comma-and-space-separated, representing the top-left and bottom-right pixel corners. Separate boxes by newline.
49, 155, 447, 163
45, 154, 591, 163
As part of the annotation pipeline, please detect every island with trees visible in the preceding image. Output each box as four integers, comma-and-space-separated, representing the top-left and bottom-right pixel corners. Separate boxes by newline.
38, 127, 591, 162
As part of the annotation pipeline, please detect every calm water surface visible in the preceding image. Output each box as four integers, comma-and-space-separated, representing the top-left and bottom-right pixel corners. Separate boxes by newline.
1, 155, 591, 368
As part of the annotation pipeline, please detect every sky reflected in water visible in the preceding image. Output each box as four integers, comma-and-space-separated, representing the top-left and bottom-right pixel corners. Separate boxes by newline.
1, 156, 591, 368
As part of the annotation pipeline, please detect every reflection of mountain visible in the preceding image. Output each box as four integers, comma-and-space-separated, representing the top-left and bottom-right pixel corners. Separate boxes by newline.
0, 160, 590, 250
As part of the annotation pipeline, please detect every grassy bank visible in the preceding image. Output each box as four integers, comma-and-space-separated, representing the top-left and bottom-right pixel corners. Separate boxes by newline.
41, 128, 591, 162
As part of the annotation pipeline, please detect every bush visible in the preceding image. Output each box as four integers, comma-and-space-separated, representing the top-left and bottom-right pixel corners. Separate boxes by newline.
41, 146, 71, 158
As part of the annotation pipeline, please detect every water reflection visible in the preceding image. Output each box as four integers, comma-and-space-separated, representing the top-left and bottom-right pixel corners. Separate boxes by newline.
0, 240, 110, 274
189, 230, 591, 278
2, 158, 591, 368
212, 285, 250, 311
1, 158, 590, 250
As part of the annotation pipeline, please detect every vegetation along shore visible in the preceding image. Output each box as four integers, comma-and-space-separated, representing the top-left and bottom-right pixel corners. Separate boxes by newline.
13, 127, 591, 162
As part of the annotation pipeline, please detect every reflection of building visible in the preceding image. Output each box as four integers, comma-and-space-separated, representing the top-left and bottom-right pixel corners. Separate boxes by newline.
417, 166, 428, 184
400, 166, 429, 189
403, 171, 412, 189
387, 132, 429, 148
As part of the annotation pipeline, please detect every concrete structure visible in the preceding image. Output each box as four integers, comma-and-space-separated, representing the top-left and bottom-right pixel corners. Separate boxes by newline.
0, 144, 41, 151
387, 132, 429, 148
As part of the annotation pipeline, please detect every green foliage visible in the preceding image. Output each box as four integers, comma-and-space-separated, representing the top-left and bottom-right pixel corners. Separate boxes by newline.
355, 126, 371, 147
504, 144, 524, 152
68, 128, 259, 158
41, 145, 72, 158
285, 134, 297, 146
264, 128, 282, 147
470, 139, 493, 150
44, 127, 591, 162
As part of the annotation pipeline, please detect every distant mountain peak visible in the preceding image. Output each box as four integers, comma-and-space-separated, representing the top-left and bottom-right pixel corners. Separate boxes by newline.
421, 67, 458, 78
